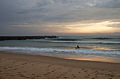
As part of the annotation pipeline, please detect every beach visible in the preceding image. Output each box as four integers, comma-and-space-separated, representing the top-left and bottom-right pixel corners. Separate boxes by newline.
1, 0, 120, 79
0, 51, 120, 79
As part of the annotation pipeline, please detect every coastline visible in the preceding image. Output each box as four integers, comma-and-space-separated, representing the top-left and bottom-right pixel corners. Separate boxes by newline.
0, 51, 120, 79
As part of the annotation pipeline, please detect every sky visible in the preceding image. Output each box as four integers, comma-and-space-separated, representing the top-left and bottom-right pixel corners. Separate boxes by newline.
0, 0, 120, 36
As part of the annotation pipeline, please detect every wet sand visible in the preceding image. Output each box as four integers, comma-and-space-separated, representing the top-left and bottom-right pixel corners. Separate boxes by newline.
0, 51, 120, 79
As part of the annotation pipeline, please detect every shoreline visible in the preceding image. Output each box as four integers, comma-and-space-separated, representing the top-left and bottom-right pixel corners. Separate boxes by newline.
0, 51, 120, 79
0, 50, 120, 64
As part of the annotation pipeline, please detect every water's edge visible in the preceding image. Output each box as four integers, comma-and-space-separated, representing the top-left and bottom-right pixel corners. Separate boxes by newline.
0, 46, 120, 63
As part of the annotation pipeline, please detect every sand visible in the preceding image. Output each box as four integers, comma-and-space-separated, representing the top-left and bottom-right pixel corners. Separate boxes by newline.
0, 51, 120, 79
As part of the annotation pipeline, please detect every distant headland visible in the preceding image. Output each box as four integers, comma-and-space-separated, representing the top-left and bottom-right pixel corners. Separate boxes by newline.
0, 36, 58, 41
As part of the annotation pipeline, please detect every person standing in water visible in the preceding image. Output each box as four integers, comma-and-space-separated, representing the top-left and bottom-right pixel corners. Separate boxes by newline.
75, 44, 80, 49
77, 45, 80, 48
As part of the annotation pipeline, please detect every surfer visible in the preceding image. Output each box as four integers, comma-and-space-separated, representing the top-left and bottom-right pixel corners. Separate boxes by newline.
75, 44, 80, 49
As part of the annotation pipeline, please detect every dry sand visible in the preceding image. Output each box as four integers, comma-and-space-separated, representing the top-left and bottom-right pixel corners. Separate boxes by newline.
0, 51, 120, 79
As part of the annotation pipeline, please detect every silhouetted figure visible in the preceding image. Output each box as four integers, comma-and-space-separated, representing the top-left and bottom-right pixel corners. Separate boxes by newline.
75, 45, 80, 49
77, 45, 80, 48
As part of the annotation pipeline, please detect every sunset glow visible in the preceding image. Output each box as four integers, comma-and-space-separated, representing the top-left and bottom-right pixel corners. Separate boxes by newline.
0, 0, 120, 35
55, 21, 120, 34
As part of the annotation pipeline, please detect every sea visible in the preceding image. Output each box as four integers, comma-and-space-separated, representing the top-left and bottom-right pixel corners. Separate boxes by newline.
0, 35, 120, 63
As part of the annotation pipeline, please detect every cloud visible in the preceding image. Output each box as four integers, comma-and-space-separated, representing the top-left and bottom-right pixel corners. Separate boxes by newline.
1, 0, 120, 23
0, 0, 120, 35
108, 23, 120, 28
95, 0, 120, 8
47, 20, 120, 34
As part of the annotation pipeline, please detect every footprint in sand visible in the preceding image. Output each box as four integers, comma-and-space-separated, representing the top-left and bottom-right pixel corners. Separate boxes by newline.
78, 71, 81, 73
43, 72, 51, 75
64, 76, 68, 79
22, 63, 27, 65
72, 74, 76, 78
51, 70, 55, 72
84, 70, 88, 72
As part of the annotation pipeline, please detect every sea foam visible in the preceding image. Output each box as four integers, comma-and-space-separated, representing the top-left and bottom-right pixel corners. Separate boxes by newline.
0, 47, 120, 57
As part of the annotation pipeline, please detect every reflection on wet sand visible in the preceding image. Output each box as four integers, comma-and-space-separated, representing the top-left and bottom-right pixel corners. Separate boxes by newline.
64, 55, 120, 63
92, 46, 120, 51
39, 52, 120, 63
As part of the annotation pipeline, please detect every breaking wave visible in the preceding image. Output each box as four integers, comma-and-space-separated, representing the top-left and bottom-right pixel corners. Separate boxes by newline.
0, 47, 120, 57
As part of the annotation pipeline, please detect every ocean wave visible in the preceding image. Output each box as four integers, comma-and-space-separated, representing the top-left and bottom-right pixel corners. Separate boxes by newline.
50, 37, 120, 41
51, 41, 120, 44
91, 37, 120, 40
0, 47, 120, 57
51, 38, 79, 41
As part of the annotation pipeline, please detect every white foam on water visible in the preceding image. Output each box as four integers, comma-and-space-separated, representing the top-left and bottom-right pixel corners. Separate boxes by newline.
51, 41, 120, 44
0, 47, 120, 57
